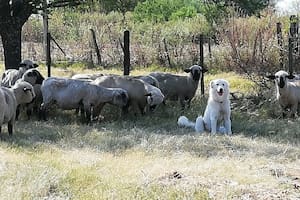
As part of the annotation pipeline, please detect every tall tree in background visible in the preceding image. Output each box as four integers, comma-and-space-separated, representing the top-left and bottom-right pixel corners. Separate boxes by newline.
0, 0, 82, 70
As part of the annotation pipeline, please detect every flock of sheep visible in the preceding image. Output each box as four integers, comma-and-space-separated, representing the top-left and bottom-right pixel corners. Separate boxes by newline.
1, 59, 296, 136
0, 60, 207, 136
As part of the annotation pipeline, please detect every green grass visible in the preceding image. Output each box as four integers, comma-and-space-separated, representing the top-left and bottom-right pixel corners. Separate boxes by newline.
0, 68, 299, 199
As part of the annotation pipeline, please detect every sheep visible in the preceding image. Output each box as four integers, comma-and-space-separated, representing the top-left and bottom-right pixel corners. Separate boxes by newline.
149, 65, 207, 109
40, 77, 129, 122
14, 68, 45, 120
267, 70, 300, 118
132, 75, 160, 88
1, 59, 38, 87
92, 75, 164, 115
71, 73, 104, 82
0, 81, 35, 135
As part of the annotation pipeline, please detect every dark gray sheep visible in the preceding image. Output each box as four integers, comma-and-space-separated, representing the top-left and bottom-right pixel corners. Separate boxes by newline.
149, 65, 207, 109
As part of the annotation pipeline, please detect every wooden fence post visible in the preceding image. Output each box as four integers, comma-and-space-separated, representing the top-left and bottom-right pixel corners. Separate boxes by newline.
199, 34, 205, 96
288, 37, 293, 75
43, 0, 51, 77
90, 29, 101, 65
276, 22, 284, 68
163, 38, 172, 68
123, 30, 130, 76
46, 32, 51, 77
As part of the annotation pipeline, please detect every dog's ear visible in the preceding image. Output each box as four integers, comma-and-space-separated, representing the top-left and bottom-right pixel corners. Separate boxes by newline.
210, 80, 214, 88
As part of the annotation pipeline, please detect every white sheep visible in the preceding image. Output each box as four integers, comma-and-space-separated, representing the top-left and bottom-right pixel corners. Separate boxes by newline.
149, 65, 207, 109
267, 70, 300, 117
0, 81, 35, 135
14, 68, 45, 120
1, 60, 38, 87
92, 75, 164, 115
40, 77, 129, 122
71, 73, 104, 82
132, 75, 160, 88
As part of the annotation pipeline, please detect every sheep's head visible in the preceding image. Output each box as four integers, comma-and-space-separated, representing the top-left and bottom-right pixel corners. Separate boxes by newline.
184, 65, 207, 81
12, 81, 36, 105
267, 70, 295, 88
145, 90, 165, 111
19, 60, 38, 70
22, 69, 45, 85
112, 88, 129, 107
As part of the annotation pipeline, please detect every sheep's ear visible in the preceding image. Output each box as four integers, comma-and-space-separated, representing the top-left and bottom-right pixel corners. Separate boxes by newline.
201, 67, 208, 73
19, 63, 26, 68
33, 63, 39, 68
145, 93, 152, 96
266, 75, 276, 80
287, 74, 295, 79
184, 68, 191, 73
27, 72, 33, 77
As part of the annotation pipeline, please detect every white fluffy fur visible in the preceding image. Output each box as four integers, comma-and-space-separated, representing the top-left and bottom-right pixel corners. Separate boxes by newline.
177, 79, 232, 135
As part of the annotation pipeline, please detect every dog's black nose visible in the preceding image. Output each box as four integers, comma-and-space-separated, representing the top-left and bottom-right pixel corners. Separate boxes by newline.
219, 88, 223, 93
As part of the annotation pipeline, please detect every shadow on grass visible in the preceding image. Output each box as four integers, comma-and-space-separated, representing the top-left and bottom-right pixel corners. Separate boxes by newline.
0, 97, 299, 157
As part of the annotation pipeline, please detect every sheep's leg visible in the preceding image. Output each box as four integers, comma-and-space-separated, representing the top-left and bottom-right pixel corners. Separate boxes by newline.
16, 105, 20, 121
291, 104, 298, 118
26, 108, 32, 120
8, 122, 13, 136
92, 103, 105, 120
179, 98, 185, 110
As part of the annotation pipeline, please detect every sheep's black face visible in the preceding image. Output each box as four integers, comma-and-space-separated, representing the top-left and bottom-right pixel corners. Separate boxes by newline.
278, 76, 285, 88
192, 69, 201, 81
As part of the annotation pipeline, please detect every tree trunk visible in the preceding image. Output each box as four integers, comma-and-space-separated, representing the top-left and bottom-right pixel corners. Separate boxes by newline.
1, 23, 22, 69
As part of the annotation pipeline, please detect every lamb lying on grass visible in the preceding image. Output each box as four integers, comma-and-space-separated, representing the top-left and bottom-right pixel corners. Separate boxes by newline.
267, 70, 300, 117
0, 81, 35, 135
150, 65, 207, 109
41, 77, 129, 122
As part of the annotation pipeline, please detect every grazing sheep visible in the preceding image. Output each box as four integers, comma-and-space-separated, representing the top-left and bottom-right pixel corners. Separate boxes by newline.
40, 77, 128, 122
92, 75, 164, 115
71, 73, 104, 81
0, 81, 35, 135
132, 75, 160, 87
267, 70, 300, 117
1, 59, 38, 87
149, 65, 207, 109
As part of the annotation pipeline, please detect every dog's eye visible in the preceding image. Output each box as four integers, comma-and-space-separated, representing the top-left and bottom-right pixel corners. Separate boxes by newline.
216, 83, 219, 86
222, 83, 225, 86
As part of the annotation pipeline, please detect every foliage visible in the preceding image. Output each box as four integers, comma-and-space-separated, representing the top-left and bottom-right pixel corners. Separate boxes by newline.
133, 0, 198, 22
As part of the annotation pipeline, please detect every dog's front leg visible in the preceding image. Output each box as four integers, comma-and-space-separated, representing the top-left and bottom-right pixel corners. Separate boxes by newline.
224, 117, 232, 135
210, 115, 218, 134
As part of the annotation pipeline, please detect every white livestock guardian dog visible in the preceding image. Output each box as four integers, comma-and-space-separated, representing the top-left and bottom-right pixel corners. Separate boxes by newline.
178, 79, 232, 135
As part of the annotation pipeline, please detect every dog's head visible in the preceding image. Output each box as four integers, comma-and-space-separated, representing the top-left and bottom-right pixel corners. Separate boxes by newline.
267, 70, 295, 88
209, 79, 229, 102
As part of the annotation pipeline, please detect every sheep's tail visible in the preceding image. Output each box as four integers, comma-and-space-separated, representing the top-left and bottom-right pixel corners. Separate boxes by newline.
177, 116, 195, 128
